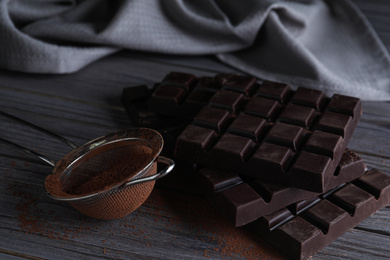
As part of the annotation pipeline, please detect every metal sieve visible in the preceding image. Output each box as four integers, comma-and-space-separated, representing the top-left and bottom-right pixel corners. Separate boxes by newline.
0, 111, 175, 219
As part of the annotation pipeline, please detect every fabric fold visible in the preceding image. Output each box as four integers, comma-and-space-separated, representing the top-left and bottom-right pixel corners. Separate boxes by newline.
0, 0, 389, 100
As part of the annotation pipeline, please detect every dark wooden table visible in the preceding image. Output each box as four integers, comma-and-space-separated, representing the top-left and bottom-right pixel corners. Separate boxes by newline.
1, 1, 389, 259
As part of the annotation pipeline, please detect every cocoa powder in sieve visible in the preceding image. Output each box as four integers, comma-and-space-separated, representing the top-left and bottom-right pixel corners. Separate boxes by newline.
45, 144, 153, 197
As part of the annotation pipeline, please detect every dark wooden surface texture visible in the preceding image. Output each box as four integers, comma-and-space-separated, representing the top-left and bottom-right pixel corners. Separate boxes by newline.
0, 1, 389, 259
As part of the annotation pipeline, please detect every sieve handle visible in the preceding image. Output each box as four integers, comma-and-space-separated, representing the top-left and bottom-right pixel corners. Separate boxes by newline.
0, 110, 78, 149
120, 156, 175, 189
0, 137, 55, 167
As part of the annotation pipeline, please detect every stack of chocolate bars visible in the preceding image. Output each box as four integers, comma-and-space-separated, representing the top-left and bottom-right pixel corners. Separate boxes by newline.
121, 72, 390, 260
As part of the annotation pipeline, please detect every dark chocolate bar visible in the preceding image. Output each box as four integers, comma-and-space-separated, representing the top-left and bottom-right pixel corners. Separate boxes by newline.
171, 74, 362, 192
249, 168, 390, 260
121, 72, 362, 192
196, 148, 366, 227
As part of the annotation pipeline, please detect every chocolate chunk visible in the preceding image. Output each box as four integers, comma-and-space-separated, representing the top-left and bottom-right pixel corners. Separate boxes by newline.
193, 106, 231, 133
152, 85, 187, 106
256, 81, 292, 104
209, 133, 256, 163
289, 151, 333, 192
316, 111, 354, 139
301, 199, 349, 234
265, 122, 307, 151
327, 183, 374, 216
249, 143, 294, 181
182, 88, 215, 115
222, 74, 258, 95
326, 94, 362, 118
175, 125, 218, 152
303, 131, 343, 159
352, 168, 390, 198
291, 87, 326, 111
209, 90, 246, 112
227, 113, 268, 142
243, 96, 282, 121
278, 103, 318, 129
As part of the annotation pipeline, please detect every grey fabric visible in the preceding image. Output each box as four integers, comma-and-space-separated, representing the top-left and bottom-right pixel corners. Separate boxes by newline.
0, 0, 389, 100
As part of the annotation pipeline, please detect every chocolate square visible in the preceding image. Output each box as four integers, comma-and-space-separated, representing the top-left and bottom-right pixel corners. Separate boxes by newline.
352, 169, 390, 199
223, 74, 258, 95
209, 89, 245, 112
175, 125, 217, 151
265, 122, 307, 151
289, 152, 332, 191
209, 134, 255, 163
182, 88, 216, 117
278, 103, 318, 128
249, 143, 294, 180
327, 184, 374, 216
304, 131, 344, 159
327, 94, 362, 118
227, 113, 268, 141
256, 81, 292, 103
291, 87, 326, 111
244, 96, 281, 121
316, 111, 353, 138
193, 106, 231, 132
301, 200, 349, 234
152, 85, 187, 105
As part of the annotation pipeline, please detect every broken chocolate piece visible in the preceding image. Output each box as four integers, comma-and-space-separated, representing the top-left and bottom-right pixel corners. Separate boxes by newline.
195, 149, 366, 227
250, 168, 390, 260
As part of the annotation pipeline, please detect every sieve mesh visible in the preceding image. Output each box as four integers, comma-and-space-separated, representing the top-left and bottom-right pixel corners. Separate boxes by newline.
69, 163, 157, 219
60, 140, 153, 195
44, 128, 174, 220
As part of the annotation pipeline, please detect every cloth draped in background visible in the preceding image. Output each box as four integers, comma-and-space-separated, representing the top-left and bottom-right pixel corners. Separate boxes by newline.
0, 0, 389, 100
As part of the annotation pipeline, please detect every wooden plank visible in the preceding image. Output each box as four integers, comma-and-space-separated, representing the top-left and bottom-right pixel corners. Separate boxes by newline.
347, 102, 390, 174
316, 228, 390, 259
355, 206, 390, 235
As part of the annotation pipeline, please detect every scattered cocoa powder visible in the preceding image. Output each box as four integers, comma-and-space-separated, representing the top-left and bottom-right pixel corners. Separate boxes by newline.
7, 183, 92, 240
142, 188, 285, 259
7, 159, 284, 259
